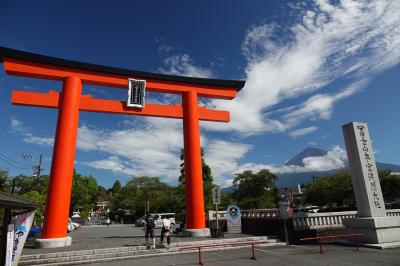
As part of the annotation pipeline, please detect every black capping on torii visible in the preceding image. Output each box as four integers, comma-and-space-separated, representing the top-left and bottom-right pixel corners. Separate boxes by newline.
0, 46, 245, 90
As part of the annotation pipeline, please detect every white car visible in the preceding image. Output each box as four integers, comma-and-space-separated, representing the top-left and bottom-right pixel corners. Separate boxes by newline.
151, 213, 176, 229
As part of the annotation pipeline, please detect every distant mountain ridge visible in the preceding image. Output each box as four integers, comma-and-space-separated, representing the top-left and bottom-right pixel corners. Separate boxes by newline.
284, 147, 327, 167
276, 162, 400, 188
221, 147, 400, 191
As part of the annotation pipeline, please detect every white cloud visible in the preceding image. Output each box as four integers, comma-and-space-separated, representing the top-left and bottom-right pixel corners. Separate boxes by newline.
10, 118, 25, 134
77, 117, 184, 184
289, 126, 318, 138
159, 54, 213, 78
234, 146, 347, 175
301, 146, 347, 172
22, 134, 54, 147
10, 117, 256, 186
78, 120, 256, 186
283, 79, 368, 128
10, 118, 54, 147
203, 0, 400, 135
158, 45, 172, 54
203, 139, 252, 186
82, 156, 134, 175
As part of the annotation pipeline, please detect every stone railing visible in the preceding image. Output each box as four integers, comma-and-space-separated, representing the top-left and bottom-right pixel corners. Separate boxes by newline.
241, 209, 280, 219
292, 209, 400, 230
241, 208, 400, 230
292, 211, 357, 230
386, 209, 400, 217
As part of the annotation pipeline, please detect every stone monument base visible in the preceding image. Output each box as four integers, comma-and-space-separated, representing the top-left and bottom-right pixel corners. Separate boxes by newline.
35, 236, 72, 248
343, 216, 400, 244
182, 228, 210, 237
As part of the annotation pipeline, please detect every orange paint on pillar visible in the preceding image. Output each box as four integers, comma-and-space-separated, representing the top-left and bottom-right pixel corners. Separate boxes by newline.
183, 91, 206, 230
42, 76, 81, 239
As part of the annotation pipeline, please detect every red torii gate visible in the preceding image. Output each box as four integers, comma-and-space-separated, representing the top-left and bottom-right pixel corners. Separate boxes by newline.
0, 47, 244, 248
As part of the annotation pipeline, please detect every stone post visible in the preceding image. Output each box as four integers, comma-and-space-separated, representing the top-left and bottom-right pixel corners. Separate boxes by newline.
342, 122, 400, 247
342, 122, 385, 217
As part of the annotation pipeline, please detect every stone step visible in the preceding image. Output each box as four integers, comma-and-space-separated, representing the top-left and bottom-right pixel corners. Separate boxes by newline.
20, 242, 284, 266
20, 236, 271, 261
19, 236, 282, 265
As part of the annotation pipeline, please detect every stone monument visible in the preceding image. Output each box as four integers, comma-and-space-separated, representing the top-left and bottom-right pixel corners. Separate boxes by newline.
342, 122, 400, 247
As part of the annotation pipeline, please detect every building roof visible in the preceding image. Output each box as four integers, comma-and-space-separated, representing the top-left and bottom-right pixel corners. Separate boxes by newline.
0, 191, 38, 210
0, 46, 245, 90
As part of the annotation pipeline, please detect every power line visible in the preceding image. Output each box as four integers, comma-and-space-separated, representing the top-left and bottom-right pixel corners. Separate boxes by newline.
0, 151, 32, 168
32, 154, 43, 191
0, 126, 26, 154
0, 152, 33, 169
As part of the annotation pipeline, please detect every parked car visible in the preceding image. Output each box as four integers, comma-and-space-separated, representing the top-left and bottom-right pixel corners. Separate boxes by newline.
135, 216, 146, 227
153, 213, 176, 229
135, 213, 176, 229
293, 206, 319, 213
28, 226, 41, 238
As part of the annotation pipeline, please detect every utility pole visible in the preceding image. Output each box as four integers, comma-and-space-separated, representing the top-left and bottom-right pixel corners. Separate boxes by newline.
32, 154, 43, 192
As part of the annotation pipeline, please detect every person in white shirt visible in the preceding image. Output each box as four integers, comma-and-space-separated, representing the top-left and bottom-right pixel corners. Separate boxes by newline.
160, 216, 172, 248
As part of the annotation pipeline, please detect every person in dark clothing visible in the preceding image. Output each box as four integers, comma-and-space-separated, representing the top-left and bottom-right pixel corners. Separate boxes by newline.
144, 213, 156, 249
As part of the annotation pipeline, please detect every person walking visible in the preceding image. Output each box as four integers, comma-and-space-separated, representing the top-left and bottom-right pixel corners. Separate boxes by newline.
106, 217, 110, 227
160, 215, 172, 248
144, 213, 156, 249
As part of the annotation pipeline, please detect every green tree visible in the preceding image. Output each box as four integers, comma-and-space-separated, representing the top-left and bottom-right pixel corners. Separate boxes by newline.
130, 176, 164, 214
304, 170, 355, 208
96, 185, 108, 202
179, 148, 214, 210
379, 170, 400, 202
12, 174, 36, 194
233, 169, 278, 209
221, 191, 235, 207
21, 191, 45, 226
70, 171, 98, 217
110, 180, 122, 193
0, 169, 9, 192
116, 181, 140, 214
305, 170, 400, 208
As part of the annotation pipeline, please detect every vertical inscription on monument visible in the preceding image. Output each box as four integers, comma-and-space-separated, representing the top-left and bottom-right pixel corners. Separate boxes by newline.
342, 122, 386, 218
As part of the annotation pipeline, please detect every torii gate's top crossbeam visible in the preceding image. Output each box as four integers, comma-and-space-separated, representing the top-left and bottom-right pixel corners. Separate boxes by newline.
0, 47, 244, 99
0, 47, 244, 122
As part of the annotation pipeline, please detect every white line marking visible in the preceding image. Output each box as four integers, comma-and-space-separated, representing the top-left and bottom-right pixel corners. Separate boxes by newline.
255, 248, 273, 253
212, 252, 231, 259
290, 245, 314, 249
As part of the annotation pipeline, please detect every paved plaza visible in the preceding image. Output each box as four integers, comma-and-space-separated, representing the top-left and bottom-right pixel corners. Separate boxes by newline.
22, 225, 254, 255
21, 225, 400, 265
90, 244, 400, 266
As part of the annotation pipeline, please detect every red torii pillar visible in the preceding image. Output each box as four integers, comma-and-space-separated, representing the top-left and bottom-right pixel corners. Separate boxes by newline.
41, 77, 81, 245
182, 91, 206, 233
0, 47, 244, 247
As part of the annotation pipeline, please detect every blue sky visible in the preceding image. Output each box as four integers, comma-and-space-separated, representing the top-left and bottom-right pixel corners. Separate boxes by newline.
0, 0, 399, 188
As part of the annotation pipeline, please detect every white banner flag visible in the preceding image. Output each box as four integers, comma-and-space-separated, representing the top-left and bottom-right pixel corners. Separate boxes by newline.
11, 211, 35, 266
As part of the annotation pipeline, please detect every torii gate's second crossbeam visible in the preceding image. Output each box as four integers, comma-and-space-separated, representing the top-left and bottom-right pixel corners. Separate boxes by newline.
0, 47, 245, 248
